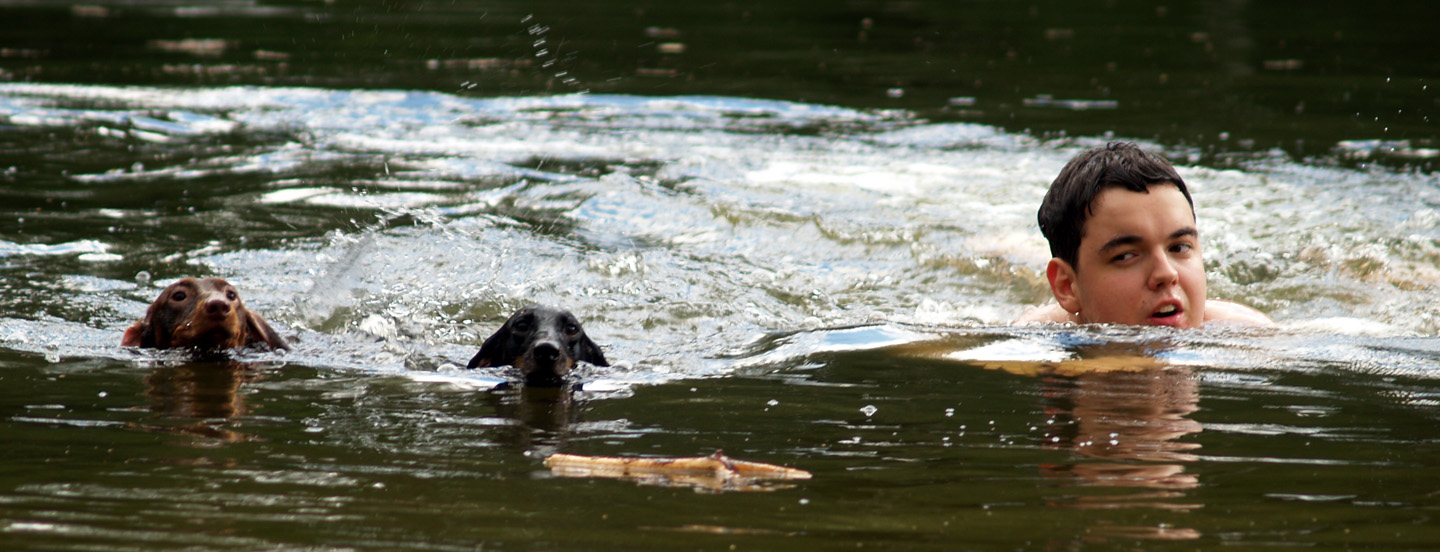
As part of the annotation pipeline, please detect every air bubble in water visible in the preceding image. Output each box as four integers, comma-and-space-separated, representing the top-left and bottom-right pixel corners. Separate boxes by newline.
860, 404, 878, 417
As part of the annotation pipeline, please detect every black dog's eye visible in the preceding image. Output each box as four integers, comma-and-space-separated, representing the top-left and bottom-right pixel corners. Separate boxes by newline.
171, 291, 187, 302
226, 290, 238, 301
513, 319, 533, 333
564, 323, 580, 336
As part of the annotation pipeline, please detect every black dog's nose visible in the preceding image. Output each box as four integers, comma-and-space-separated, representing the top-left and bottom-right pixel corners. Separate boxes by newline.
532, 342, 561, 364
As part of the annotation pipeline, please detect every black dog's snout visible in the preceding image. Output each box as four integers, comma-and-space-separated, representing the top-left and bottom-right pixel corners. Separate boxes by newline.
532, 342, 562, 364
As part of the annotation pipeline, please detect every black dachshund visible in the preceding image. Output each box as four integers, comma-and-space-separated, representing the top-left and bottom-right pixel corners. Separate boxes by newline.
468, 305, 608, 386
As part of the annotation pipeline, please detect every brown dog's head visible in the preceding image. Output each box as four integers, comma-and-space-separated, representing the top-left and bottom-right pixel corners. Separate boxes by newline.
467, 305, 608, 386
121, 277, 288, 352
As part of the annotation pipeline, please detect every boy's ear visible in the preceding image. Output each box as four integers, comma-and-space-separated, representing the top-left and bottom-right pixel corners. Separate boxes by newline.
1046, 258, 1083, 315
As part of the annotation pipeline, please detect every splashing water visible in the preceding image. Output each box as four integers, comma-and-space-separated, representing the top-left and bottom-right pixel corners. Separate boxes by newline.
1, 83, 1438, 386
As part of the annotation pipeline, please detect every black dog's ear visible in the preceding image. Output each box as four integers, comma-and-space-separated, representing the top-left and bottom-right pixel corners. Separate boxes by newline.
243, 309, 290, 351
578, 335, 609, 367
468, 323, 511, 369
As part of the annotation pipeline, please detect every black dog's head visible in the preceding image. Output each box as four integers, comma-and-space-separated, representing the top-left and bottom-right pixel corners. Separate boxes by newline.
467, 305, 608, 386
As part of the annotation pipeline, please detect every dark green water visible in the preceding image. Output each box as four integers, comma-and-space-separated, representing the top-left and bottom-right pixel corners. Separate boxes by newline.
3, 1, 1440, 550
4, 0, 1434, 165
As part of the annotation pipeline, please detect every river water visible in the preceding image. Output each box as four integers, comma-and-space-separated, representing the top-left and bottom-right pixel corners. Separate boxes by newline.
2, 1, 1439, 550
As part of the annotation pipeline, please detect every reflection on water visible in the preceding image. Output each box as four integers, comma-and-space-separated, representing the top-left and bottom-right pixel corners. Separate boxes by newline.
145, 361, 252, 419
139, 361, 272, 442
1040, 367, 1203, 512
485, 385, 583, 457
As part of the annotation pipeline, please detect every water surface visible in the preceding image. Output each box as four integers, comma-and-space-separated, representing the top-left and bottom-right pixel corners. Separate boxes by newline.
2, 1, 1439, 549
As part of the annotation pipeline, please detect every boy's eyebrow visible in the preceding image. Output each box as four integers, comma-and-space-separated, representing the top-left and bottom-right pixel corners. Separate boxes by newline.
1098, 234, 1141, 253
1097, 227, 1198, 253
1170, 227, 1199, 241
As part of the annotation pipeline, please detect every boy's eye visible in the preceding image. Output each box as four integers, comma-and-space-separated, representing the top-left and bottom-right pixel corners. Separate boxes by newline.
1111, 252, 1137, 263
1170, 243, 1194, 254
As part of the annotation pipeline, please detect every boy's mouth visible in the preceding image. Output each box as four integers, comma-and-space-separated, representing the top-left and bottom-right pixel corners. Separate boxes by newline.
1149, 302, 1184, 326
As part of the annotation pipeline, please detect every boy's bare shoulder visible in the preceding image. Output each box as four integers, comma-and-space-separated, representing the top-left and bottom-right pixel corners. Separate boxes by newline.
1011, 303, 1077, 325
1013, 300, 1273, 327
1203, 299, 1275, 327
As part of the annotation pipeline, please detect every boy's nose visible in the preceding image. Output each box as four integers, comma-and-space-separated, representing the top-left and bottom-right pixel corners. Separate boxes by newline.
1149, 253, 1180, 288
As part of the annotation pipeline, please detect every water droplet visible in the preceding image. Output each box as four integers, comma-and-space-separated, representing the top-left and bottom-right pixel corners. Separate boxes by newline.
766, 399, 780, 407
135, 271, 152, 286
859, 404, 878, 417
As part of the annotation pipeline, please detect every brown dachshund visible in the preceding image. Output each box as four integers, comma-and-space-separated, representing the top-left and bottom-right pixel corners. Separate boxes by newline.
121, 277, 288, 351
468, 305, 607, 386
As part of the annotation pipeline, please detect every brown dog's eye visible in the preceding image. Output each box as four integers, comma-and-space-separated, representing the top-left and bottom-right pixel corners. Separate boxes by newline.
227, 290, 238, 301
171, 291, 187, 302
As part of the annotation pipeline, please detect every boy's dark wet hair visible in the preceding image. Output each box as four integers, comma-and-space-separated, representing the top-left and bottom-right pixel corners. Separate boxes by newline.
1037, 142, 1193, 268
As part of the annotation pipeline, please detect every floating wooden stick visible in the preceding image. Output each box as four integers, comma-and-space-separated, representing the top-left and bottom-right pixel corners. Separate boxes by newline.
544, 450, 810, 491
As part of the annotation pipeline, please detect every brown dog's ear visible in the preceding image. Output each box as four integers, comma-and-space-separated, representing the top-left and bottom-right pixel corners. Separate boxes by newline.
578, 335, 609, 367
121, 320, 148, 347
468, 323, 512, 369
243, 309, 289, 351
124, 315, 164, 348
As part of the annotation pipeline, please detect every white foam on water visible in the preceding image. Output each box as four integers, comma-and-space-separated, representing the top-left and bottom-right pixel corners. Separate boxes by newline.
2, 83, 1437, 385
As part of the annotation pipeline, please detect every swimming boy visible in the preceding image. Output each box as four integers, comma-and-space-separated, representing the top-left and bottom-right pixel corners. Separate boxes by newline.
1013, 142, 1273, 327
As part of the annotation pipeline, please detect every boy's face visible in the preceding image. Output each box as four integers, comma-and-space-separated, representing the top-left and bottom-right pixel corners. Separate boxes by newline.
1048, 184, 1207, 329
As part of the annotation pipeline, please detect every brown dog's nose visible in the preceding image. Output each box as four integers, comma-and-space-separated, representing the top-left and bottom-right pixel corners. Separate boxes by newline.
204, 298, 232, 317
